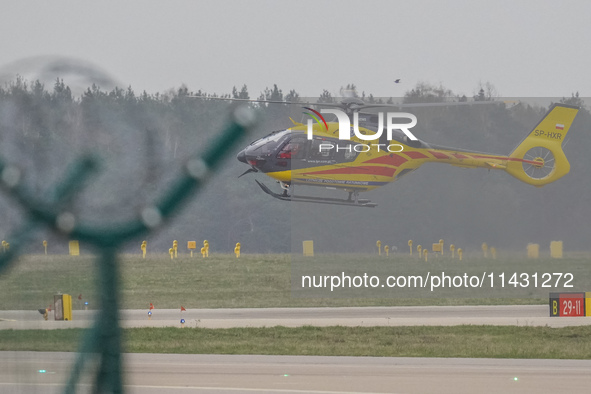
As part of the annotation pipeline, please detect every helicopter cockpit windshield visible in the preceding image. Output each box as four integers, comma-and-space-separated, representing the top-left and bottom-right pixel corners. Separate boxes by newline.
249, 129, 291, 156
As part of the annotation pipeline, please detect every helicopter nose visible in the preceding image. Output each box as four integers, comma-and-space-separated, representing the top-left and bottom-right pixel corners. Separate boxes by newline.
237, 149, 247, 164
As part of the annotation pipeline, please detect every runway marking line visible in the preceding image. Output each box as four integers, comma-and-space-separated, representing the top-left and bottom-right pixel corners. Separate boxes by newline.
0, 382, 395, 394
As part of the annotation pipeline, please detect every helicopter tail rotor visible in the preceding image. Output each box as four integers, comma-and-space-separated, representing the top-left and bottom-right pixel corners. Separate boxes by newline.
505, 104, 579, 186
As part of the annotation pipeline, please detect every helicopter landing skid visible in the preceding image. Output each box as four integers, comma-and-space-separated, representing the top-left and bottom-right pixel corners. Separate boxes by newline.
255, 180, 377, 208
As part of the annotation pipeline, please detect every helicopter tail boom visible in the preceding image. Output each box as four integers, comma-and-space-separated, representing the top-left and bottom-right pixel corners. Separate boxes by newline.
505, 104, 579, 187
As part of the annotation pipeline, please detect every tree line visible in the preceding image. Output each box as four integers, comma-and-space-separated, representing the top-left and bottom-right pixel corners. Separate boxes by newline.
0, 77, 588, 254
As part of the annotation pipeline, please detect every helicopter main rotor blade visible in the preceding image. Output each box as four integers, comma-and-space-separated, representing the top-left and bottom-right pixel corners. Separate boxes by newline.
357, 100, 514, 110
188, 96, 349, 108
187, 96, 289, 104
188, 95, 518, 112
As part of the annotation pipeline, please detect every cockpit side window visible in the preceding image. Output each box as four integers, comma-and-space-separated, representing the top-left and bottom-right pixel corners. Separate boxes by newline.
277, 136, 307, 159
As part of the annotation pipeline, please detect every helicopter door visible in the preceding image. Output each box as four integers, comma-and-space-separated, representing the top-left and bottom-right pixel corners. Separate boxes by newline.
307, 138, 336, 164
337, 141, 359, 162
379, 129, 389, 150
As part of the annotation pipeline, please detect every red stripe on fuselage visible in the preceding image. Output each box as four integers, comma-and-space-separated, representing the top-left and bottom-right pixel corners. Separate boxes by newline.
403, 151, 429, 159
428, 151, 450, 159
303, 166, 396, 177
364, 154, 408, 167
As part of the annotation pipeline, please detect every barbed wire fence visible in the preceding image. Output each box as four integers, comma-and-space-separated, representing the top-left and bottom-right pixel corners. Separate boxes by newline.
0, 57, 257, 393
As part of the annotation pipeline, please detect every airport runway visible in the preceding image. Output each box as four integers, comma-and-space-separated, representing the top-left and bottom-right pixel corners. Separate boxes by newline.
1, 351, 590, 394
1, 305, 590, 329
2, 308, 590, 394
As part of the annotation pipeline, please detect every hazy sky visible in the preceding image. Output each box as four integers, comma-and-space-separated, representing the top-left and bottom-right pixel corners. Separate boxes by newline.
1, 0, 590, 99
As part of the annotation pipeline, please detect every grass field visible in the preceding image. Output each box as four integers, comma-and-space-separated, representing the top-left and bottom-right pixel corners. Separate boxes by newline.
1, 252, 589, 310
2, 325, 591, 359
2, 253, 591, 360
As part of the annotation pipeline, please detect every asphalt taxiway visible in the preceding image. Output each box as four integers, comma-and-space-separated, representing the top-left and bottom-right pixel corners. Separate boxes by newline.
1, 305, 590, 329
2, 306, 590, 393
2, 352, 591, 394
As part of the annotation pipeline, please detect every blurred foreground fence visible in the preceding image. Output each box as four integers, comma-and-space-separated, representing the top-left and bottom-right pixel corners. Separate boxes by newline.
0, 106, 256, 393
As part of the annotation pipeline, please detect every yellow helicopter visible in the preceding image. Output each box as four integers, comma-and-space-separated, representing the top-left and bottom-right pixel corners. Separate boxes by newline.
231, 97, 579, 207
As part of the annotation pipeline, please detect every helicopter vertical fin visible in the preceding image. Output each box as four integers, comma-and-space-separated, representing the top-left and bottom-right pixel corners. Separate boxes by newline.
505, 104, 579, 186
